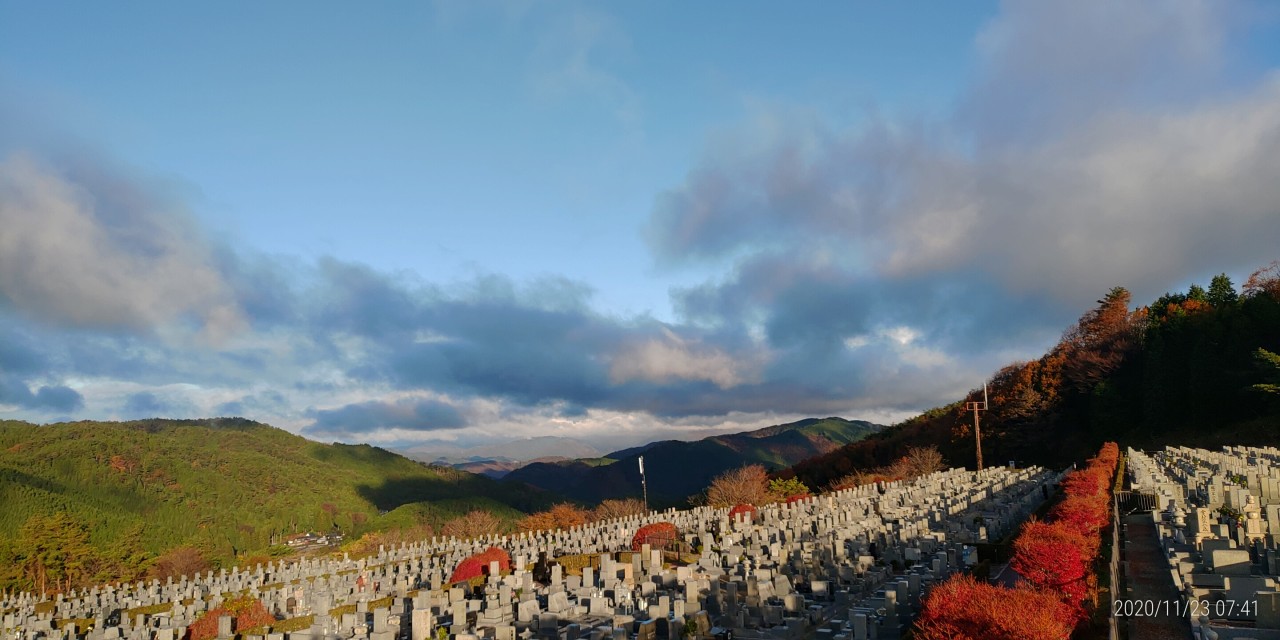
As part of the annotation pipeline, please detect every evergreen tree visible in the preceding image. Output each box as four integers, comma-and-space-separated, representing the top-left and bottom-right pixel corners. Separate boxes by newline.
1207, 274, 1238, 307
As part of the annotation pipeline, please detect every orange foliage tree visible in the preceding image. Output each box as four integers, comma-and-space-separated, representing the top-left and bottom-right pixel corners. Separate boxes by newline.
518, 503, 591, 533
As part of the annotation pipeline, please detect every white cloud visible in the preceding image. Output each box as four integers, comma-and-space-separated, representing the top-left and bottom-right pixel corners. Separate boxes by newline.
0, 153, 244, 340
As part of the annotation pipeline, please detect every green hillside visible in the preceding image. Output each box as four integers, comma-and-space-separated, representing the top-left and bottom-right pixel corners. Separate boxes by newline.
504, 417, 882, 506
0, 418, 554, 592
787, 262, 1280, 490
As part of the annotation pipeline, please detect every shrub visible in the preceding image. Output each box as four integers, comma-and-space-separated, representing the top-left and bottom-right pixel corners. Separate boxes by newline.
448, 547, 511, 584
1011, 521, 1091, 610
186, 596, 274, 640
914, 576, 1075, 640
728, 504, 757, 522
631, 522, 679, 552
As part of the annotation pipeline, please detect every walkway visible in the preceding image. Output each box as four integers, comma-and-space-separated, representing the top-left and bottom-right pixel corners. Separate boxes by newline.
1122, 513, 1191, 640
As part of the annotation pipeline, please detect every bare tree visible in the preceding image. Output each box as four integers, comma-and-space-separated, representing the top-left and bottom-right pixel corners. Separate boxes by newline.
148, 546, 210, 581
592, 498, 647, 522
441, 510, 502, 540
705, 464, 773, 508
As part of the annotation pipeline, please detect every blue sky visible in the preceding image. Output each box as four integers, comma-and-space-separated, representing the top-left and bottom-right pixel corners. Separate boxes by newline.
2, 1, 1279, 452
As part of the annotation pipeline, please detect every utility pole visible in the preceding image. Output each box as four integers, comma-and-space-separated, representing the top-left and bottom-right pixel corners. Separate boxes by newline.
965, 383, 989, 471
638, 456, 649, 512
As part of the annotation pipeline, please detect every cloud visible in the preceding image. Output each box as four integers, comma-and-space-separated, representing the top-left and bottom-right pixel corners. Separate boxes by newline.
610, 328, 762, 389
0, 153, 244, 339
306, 396, 468, 436
647, 0, 1280, 341
3, 0, 1277, 448
0, 374, 84, 413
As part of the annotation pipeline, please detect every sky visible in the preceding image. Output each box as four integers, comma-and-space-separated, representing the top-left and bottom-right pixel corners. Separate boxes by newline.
2, 1, 1280, 453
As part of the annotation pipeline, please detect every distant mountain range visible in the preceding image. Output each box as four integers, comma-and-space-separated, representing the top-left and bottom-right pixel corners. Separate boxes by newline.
401, 436, 603, 477
502, 417, 884, 506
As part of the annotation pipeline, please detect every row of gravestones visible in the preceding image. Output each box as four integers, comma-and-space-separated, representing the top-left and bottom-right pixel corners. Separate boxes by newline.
1128, 446, 1280, 636
2, 464, 1060, 640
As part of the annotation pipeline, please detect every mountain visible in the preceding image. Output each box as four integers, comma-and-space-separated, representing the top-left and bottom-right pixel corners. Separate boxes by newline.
502, 417, 884, 506
451, 456, 573, 479
0, 418, 556, 590
403, 436, 601, 463
785, 264, 1280, 491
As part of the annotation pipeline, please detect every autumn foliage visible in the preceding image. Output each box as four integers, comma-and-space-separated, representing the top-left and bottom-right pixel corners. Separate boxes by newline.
1010, 521, 1091, 608
728, 504, 757, 522
916, 442, 1118, 639
448, 546, 512, 584
631, 522, 679, 552
441, 510, 502, 540
914, 575, 1076, 640
186, 596, 275, 640
518, 503, 592, 533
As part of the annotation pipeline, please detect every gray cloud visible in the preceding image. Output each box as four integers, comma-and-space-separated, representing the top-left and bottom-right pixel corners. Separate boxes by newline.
0, 373, 84, 413
305, 397, 468, 436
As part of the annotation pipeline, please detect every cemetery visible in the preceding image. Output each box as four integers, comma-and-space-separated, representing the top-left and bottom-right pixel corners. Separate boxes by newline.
1126, 445, 1280, 640
0, 464, 1060, 640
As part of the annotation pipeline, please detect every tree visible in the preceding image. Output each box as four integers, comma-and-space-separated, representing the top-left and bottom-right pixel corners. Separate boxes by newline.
1252, 349, 1280, 396
17, 512, 97, 595
705, 465, 773, 508
1059, 287, 1142, 392
1207, 274, 1238, 307
767, 477, 810, 501
592, 499, 648, 522
1244, 260, 1280, 299
889, 446, 946, 478
149, 547, 210, 582
517, 503, 590, 533
441, 510, 503, 539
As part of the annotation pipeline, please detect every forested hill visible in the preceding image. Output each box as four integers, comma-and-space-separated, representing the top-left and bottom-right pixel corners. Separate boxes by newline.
787, 261, 1280, 490
0, 418, 554, 591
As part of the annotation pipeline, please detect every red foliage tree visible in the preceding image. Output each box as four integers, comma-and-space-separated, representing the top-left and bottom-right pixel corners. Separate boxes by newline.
728, 504, 757, 522
784, 494, 811, 505
448, 546, 512, 584
914, 576, 1075, 640
631, 522, 679, 552
186, 596, 275, 640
